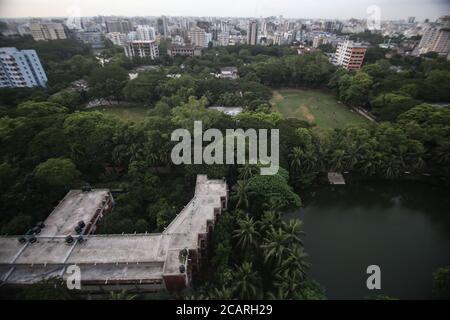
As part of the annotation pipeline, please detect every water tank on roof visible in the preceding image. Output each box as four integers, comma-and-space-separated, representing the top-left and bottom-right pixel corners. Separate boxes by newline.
18, 236, 27, 244
65, 235, 74, 244
78, 220, 85, 228
32, 226, 41, 234
179, 265, 186, 273
29, 236, 37, 243
74, 225, 82, 234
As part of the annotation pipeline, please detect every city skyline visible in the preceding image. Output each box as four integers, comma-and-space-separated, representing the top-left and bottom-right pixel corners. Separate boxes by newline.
0, 0, 448, 20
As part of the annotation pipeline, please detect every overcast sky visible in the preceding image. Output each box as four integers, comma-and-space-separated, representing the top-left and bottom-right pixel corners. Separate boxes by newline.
0, 0, 449, 20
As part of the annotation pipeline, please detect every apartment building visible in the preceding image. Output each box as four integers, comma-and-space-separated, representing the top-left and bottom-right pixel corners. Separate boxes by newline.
332, 40, 367, 71
0, 175, 228, 293
247, 20, 258, 45
136, 25, 156, 41
29, 23, 67, 41
105, 32, 127, 46
188, 26, 208, 48
0, 47, 47, 88
167, 45, 202, 57
124, 40, 159, 60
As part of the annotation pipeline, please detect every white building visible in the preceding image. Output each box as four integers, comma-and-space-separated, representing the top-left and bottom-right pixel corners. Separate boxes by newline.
332, 40, 367, 71
0, 47, 48, 88
136, 25, 156, 41
188, 26, 208, 47
414, 26, 450, 55
218, 32, 230, 46
247, 20, 258, 45
29, 23, 67, 41
124, 40, 159, 60
105, 32, 127, 46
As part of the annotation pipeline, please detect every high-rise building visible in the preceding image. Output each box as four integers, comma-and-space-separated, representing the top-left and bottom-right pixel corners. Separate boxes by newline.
408, 17, 416, 24
106, 20, 132, 33
0, 47, 47, 88
105, 32, 127, 46
188, 26, 208, 47
158, 16, 169, 39
124, 40, 159, 60
218, 32, 230, 46
247, 20, 258, 45
431, 28, 450, 54
332, 40, 367, 71
414, 26, 450, 55
75, 31, 104, 49
136, 25, 156, 41
29, 23, 67, 41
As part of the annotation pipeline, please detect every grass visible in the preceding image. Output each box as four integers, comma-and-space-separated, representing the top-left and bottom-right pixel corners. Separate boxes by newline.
89, 105, 150, 123
270, 88, 370, 129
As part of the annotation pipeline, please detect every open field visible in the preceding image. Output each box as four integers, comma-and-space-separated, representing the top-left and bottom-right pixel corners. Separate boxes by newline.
89, 106, 149, 122
270, 88, 370, 129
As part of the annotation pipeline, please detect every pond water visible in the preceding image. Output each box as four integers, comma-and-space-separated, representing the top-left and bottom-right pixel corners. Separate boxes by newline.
286, 181, 450, 299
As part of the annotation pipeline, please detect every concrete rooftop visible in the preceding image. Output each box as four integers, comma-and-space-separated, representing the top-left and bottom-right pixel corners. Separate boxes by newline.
0, 175, 228, 285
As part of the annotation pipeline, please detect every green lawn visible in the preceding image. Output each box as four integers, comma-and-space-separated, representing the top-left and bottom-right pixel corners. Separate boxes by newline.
89, 106, 150, 123
270, 88, 370, 129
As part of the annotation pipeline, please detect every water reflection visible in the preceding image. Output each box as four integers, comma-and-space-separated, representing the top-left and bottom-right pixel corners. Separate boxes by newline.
287, 181, 450, 299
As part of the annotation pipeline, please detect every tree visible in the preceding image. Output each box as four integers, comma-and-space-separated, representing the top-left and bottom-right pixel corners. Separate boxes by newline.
33, 158, 80, 189
261, 228, 290, 266
337, 71, 373, 107
122, 71, 166, 104
372, 93, 420, 121
0, 214, 32, 235
233, 262, 260, 299
246, 168, 301, 212
49, 90, 83, 111
233, 214, 260, 252
19, 277, 74, 300
433, 266, 450, 299
89, 65, 128, 99
16, 101, 68, 117
231, 180, 251, 209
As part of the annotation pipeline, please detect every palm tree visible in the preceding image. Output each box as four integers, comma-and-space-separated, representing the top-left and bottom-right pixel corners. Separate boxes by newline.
233, 214, 260, 252
209, 286, 234, 300
275, 244, 310, 280
108, 290, 137, 300
329, 148, 346, 172
234, 262, 260, 300
289, 147, 316, 172
282, 219, 304, 245
260, 228, 290, 267
238, 163, 258, 181
260, 210, 282, 236
231, 180, 251, 209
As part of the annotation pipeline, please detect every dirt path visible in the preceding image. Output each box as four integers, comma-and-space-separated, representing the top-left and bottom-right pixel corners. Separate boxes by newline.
272, 90, 285, 101
300, 105, 315, 123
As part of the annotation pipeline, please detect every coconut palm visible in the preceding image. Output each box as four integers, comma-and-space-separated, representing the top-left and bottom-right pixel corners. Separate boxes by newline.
282, 219, 304, 245
275, 244, 310, 280
238, 163, 258, 181
209, 286, 234, 300
108, 290, 137, 300
260, 210, 282, 236
231, 180, 251, 209
234, 262, 260, 300
233, 214, 260, 252
260, 228, 290, 266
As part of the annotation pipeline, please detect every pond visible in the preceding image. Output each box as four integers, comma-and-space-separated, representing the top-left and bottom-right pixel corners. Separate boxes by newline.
286, 181, 450, 299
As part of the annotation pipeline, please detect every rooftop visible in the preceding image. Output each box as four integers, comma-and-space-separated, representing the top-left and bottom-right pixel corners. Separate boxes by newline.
40, 189, 111, 237
0, 175, 228, 286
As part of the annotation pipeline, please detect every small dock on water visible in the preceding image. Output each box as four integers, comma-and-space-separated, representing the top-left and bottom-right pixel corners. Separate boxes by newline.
328, 172, 346, 185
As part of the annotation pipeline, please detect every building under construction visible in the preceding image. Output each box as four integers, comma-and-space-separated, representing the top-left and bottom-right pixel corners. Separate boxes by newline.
0, 175, 228, 293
